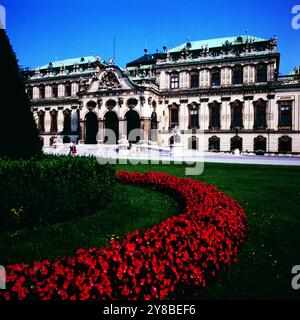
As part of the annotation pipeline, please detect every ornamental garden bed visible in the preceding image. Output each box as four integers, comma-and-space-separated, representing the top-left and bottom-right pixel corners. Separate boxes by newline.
0, 170, 246, 300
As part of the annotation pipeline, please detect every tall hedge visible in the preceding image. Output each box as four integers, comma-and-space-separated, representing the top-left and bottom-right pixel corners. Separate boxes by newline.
0, 29, 42, 159
0, 156, 115, 231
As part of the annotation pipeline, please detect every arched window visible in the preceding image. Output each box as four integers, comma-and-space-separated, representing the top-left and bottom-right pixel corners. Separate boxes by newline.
209, 136, 220, 152
37, 110, 45, 132
170, 73, 179, 89
87, 100, 97, 111
211, 69, 221, 86
254, 99, 267, 129
233, 67, 243, 85
39, 85, 45, 99
209, 101, 220, 129
278, 136, 292, 153
254, 136, 267, 155
106, 99, 117, 109
190, 72, 199, 88
231, 136, 243, 152
65, 82, 72, 97
52, 84, 58, 98
231, 100, 243, 129
63, 109, 71, 134
257, 64, 267, 83
50, 110, 58, 133
127, 98, 138, 108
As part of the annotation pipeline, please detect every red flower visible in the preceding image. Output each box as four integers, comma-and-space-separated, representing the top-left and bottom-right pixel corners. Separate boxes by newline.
0, 171, 246, 301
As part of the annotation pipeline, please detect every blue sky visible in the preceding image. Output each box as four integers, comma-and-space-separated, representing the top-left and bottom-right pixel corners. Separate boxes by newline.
1, 0, 299, 74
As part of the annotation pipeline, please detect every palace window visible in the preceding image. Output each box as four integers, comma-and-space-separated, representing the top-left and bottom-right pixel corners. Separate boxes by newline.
231, 136, 243, 152
190, 73, 199, 88
37, 111, 45, 132
189, 108, 199, 129
279, 103, 292, 127
26, 87, 33, 99
39, 85, 45, 99
254, 99, 267, 129
211, 69, 221, 86
50, 110, 58, 132
188, 136, 199, 150
254, 136, 267, 154
52, 84, 58, 98
209, 136, 220, 152
170, 73, 179, 89
209, 102, 220, 129
65, 82, 72, 96
257, 64, 267, 83
169, 104, 179, 129
231, 101, 243, 129
278, 136, 292, 153
233, 67, 243, 85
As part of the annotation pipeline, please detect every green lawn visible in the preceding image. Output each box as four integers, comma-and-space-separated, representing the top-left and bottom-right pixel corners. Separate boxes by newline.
0, 183, 179, 264
1, 161, 300, 299
117, 162, 300, 299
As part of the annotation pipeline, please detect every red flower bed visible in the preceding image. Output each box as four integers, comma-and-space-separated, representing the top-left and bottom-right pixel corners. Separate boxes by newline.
0, 171, 246, 300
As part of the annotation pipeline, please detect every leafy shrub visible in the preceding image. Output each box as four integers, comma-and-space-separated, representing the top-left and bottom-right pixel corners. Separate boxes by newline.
0, 155, 115, 231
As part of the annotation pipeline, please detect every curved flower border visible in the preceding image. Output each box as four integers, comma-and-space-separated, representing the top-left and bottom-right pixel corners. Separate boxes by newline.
1, 171, 246, 300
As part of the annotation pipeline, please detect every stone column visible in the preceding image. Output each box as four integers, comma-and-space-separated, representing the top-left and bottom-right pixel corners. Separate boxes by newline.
203, 101, 209, 130
119, 119, 126, 139
58, 84, 64, 97
141, 118, 151, 141
98, 120, 104, 143
267, 95, 276, 130
79, 121, 85, 143
221, 101, 227, 130
179, 103, 187, 131
71, 109, 78, 133
249, 100, 254, 129
33, 86, 39, 99
57, 109, 64, 133
45, 110, 51, 132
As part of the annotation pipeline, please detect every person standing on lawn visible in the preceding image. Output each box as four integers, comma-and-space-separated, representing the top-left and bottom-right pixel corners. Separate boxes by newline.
69, 141, 77, 156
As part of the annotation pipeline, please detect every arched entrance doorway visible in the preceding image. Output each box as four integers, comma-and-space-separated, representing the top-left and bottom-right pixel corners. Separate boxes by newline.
85, 112, 98, 144
125, 110, 140, 143
104, 111, 119, 144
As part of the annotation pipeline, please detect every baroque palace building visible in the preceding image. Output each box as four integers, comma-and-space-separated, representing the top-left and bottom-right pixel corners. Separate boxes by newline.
23, 35, 300, 154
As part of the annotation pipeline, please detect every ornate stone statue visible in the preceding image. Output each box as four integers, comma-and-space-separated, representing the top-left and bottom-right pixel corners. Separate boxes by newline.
172, 127, 181, 143
99, 70, 121, 89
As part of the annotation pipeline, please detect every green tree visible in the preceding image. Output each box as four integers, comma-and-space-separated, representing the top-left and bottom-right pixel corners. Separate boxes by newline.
0, 29, 42, 159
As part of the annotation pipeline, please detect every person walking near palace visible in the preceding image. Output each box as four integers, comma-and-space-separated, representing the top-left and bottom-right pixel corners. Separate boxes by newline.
69, 141, 77, 156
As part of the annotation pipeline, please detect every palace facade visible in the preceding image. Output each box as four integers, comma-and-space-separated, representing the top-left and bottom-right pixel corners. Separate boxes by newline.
23, 35, 300, 154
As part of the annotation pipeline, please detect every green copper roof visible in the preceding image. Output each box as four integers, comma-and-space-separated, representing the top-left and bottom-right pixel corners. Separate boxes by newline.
37, 55, 101, 70
169, 35, 267, 53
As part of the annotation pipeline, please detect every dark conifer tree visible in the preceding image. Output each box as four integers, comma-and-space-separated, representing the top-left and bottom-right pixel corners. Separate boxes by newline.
0, 28, 42, 158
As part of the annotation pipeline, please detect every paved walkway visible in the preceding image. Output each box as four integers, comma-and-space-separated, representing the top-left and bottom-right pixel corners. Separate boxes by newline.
45, 144, 300, 166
